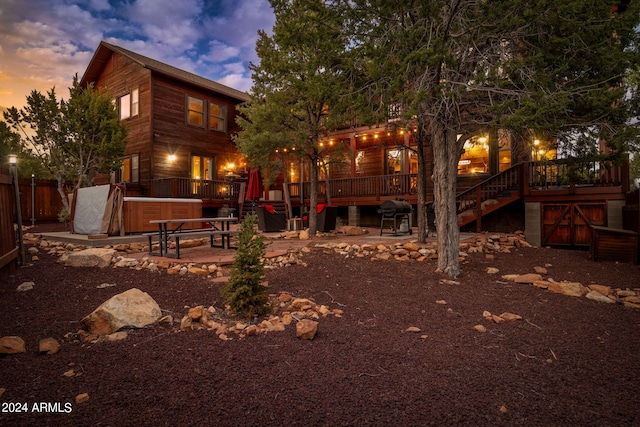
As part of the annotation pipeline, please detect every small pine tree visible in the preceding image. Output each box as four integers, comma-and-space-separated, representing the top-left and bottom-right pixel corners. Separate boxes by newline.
222, 212, 271, 319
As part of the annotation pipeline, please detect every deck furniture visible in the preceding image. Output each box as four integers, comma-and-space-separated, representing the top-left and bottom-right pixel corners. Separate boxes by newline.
147, 217, 237, 258
256, 205, 287, 232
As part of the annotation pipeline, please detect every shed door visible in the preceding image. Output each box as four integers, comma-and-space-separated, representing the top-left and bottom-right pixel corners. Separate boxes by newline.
541, 202, 606, 247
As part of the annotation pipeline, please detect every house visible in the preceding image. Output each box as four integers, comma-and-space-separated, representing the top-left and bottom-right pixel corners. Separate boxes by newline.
283, 122, 631, 249
80, 42, 634, 252
80, 41, 250, 215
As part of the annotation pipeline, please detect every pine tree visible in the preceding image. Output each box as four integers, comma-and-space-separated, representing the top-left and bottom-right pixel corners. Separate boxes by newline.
221, 213, 271, 319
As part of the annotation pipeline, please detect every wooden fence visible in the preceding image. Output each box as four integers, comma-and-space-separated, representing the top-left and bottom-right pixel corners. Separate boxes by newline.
0, 169, 68, 279
0, 171, 18, 279
0, 172, 67, 224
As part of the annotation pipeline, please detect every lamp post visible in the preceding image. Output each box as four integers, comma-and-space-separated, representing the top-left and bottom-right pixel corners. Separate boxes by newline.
8, 155, 25, 265
31, 174, 35, 226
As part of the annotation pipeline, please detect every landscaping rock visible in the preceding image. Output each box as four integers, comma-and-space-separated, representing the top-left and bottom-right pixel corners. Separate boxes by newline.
296, 319, 318, 340
16, 281, 34, 292
0, 336, 26, 354
38, 337, 60, 355
586, 290, 615, 304
514, 273, 543, 284
82, 288, 162, 335
65, 248, 115, 268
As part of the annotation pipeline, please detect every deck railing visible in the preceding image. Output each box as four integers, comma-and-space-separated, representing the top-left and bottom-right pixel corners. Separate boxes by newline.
456, 164, 522, 213
151, 178, 242, 200
528, 158, 626, 189
288, 173, 417, 199
151, 158, 626, 204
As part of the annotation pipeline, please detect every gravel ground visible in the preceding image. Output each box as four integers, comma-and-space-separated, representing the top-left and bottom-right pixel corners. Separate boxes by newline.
1, 222, 639, 426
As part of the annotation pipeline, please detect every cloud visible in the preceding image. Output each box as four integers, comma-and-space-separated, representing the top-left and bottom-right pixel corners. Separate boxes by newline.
218, 73, 252, 92
203, 40, 240, 63
0, 0, 274, 109
222, 62, 247, 74
86, 0, 111, 12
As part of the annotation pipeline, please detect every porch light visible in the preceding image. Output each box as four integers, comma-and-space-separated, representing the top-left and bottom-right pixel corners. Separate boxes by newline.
168, 154, 176, 162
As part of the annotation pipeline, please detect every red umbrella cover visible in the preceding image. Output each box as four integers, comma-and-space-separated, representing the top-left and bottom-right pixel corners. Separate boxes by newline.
246, 168, 262, 201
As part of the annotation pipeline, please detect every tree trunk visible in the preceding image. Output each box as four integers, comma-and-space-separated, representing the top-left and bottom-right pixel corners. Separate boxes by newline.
308, 156, 319, 235
431, 120, 461, 278
280, 156, 293, 218
415, 123, 429, 243
56, 175, 70, 212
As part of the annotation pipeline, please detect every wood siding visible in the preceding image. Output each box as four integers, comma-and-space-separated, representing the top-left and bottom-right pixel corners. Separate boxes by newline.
93, 51, 153, 193
151, 74, 241, 182
89, 49, 245, 197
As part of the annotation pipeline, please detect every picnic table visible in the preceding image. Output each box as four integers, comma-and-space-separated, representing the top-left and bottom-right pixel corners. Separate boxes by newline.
147, 217, 238, 258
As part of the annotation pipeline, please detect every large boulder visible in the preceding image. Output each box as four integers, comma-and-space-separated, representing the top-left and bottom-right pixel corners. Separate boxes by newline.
82, 288, 162, 335
65, 248, 116, 268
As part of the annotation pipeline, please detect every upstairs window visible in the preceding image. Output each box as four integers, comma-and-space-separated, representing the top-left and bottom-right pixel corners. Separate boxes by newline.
118, 88, 139, 120
131, 88, 139, 116
119, 94, 130, 119
187, 96, 204, 127
209, 102, 226, 131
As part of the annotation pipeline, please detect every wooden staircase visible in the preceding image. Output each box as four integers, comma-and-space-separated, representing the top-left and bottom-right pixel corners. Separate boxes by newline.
456, 164, 524, 230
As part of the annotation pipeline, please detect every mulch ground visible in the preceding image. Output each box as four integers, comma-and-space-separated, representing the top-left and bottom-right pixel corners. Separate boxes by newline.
1, 222, 639, 426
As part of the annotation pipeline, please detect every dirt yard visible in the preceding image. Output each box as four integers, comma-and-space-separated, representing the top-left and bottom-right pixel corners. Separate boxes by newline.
1, 223, 639, 426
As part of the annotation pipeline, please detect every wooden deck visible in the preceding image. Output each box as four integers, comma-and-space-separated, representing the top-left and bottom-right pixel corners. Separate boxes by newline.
148, 160, 630, 235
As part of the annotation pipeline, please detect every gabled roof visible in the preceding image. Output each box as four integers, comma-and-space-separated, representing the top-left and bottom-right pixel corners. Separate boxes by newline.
80, 41, 250, 103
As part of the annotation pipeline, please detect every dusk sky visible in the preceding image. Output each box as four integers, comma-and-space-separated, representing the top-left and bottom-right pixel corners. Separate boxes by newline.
0, 0, 275, 111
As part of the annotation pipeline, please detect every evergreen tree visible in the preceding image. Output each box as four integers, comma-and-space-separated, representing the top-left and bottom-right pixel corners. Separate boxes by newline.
222, 213, 271, 319
341, 0, 640, 277
63, 76, 127, 188
234, 0, 352, 234
3, 75, 127, 209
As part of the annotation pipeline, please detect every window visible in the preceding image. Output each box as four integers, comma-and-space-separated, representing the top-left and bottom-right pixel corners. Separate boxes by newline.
191, 155, 214, 180
209, 102, 226, 131
498, 129, 512, 172
187, 96, 204, 127
458, 136, 489, 174
387, 102, 404, 122
191, 154, 214, 195
116, 154, 139, 183
386, 148, 404, 175
118, 88, 139, 120
131, 88, 139, 116
119, 94, 130, 120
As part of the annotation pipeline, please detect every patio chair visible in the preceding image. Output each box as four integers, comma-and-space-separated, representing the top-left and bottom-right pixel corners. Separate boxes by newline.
256, 205, 287, 232
303, 204, 338, 232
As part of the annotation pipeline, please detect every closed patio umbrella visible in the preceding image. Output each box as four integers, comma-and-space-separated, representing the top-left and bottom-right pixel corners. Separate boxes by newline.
246, 168, 262, 208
